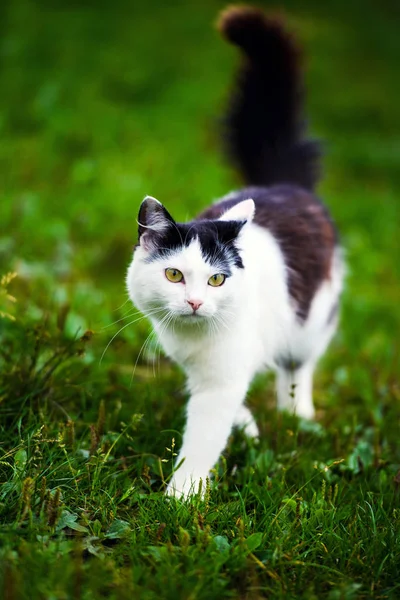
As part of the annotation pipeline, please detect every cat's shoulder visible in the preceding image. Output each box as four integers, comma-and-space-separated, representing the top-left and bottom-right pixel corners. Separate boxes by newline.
198, 185, 339, 321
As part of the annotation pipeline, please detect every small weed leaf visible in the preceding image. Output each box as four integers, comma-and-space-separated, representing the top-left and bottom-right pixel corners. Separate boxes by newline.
13, 449, 28, 478
245, 532, 263, 552
327, 582, 362, 599
105, 519, 130, 539
254, 449, 275, 471
346, 440, 374, 474
144, 546, 170, 562
213, 535, 230, 553
83, 536, 110, 559
297, 418, 326, 437
281, 497, 297, 514
56, 510, 89, 533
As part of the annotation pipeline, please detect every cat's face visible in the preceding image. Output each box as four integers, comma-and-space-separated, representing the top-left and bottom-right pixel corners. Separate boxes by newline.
126, 196, 254, 329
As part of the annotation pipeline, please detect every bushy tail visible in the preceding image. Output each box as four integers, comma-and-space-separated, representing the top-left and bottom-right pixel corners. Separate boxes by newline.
218, 6, 321, 190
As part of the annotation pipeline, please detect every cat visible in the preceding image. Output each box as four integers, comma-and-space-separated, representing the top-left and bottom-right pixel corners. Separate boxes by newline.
126, 6, 344, 498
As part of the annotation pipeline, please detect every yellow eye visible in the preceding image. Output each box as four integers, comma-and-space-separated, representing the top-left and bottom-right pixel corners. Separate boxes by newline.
165, 268, 183, 283
208, 273, 226, 287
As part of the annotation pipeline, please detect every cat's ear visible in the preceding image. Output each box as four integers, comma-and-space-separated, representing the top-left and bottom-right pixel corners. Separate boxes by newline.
219, 199, 255, 223
137, 196, 175, 251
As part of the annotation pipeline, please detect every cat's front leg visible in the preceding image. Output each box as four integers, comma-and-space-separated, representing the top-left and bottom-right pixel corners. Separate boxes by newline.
233, 404, 259, 438
166, 383, 248, 498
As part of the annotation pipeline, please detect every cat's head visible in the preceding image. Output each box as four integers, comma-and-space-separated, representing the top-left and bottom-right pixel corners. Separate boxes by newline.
126, 196, 254, 329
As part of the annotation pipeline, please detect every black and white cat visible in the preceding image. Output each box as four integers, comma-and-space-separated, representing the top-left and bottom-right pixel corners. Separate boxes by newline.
126, 7, 343, 497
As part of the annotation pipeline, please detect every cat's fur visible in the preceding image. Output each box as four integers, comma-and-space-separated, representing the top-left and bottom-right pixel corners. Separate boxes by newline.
126, 6, 344, 497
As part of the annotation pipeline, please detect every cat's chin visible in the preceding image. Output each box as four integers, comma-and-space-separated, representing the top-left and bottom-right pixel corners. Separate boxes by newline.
176, 313, 209, 326
180, 313, 206, 320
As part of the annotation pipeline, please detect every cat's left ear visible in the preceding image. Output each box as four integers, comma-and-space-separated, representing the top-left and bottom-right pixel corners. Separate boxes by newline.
137, 196, 175, 251
219, 199, 255, 224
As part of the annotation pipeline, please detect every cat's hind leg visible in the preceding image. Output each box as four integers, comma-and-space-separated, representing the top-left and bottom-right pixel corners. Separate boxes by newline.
275, 276, 342, 420
233, 404, 259, 438
276, 362, 315, 419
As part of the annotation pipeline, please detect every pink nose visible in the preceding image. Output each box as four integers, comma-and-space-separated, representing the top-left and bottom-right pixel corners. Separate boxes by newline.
187, 299, 203, 312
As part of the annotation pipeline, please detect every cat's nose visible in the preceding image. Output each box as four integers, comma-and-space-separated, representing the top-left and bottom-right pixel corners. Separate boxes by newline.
187, 299, 203, 312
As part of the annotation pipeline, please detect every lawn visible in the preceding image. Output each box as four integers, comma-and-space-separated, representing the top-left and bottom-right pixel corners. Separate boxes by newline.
0, 0, 399, 598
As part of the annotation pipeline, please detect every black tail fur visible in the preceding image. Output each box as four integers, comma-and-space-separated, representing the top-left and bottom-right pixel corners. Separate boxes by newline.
218, 6, 321, 190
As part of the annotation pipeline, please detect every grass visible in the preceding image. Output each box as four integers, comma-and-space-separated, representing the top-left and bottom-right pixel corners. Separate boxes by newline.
1, 0, 400, 597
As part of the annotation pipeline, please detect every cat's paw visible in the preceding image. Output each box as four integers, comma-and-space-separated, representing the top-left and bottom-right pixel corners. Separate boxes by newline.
294, 405, 315, 420
241, 418, 260, 439
278, 404, 316, 420
165, 473, 205, 499
234, 405, 259, 439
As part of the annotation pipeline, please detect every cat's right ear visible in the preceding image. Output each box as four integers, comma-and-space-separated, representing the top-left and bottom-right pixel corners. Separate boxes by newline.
137, 196, 175, 252
219, 199, 255, 224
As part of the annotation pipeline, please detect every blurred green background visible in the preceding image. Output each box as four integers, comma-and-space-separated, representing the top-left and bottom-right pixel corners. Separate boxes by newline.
1, 0, 399, 340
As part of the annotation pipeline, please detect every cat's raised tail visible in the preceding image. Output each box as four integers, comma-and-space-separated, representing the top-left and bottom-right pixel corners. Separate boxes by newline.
218, 6, 321, 191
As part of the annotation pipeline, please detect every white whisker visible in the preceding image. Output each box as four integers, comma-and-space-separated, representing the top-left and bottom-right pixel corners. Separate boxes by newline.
130, 309, 174, 383
100, 307, 166, 364
102, 309, 141, 330
112, 297, 131, 312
